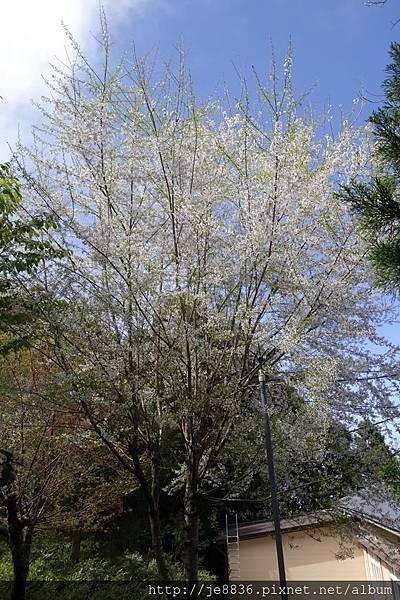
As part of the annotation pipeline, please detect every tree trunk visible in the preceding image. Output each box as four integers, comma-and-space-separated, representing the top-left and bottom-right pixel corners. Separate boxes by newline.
10, 538, 31, 600
70, 526, 82, 564
129, 440, 169, 581
148, 505, 170, 581
149, 450, 170, 581
184, 470, 199, 582
6, 494, 32, 600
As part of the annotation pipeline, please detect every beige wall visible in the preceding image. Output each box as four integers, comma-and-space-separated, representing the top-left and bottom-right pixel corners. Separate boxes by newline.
229, 527, 368, 581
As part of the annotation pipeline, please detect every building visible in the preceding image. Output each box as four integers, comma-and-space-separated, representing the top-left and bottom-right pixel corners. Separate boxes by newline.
222, 495, 400, 582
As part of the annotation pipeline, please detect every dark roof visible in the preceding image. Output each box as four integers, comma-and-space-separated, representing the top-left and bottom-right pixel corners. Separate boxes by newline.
340, 488, 400, 536
218, 489, 400, 543
221, 510, 333, 541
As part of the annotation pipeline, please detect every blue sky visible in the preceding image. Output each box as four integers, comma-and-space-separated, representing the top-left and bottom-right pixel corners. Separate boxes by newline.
1, 0, 399, 155
115, 0, 399, 117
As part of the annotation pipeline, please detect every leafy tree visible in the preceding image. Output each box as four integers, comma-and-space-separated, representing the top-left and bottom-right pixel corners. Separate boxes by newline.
352, 419, 393, 486
275, 421, 355, 515
339, 43, 400, 291
0, 349, 67, 600
0, 163, 63, 354
0, 347, 132, 600
380, 457, 400, 500
54, 430, 134, 565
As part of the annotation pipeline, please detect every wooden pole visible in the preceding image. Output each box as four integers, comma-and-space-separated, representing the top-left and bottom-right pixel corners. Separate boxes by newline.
259, 369, 287, 598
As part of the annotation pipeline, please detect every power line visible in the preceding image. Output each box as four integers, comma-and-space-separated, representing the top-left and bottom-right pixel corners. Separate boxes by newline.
204, 413, 400, 506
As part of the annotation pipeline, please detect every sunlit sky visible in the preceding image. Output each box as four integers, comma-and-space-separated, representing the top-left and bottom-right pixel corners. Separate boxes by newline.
2, 0, 400, 154
0, 0, 399, 342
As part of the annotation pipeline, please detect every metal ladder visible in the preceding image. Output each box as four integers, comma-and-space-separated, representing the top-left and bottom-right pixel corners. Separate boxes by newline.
226, 513, 240, 580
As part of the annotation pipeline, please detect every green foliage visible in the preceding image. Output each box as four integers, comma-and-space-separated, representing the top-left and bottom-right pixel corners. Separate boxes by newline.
352, 419, 393, 486
0, 536, 159, 580
0, 163, 64, 354
338, 42, 400, 291
0, 534, 213, 590
0, 163, 61, 275
0, 538, 156, 599
380, 457, 400, 501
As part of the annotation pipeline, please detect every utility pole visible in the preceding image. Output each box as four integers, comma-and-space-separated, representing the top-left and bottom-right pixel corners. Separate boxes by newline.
259, 369, 287, 599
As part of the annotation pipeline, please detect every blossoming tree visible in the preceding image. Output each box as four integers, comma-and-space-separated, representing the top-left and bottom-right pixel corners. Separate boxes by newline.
14, 24, 399, 580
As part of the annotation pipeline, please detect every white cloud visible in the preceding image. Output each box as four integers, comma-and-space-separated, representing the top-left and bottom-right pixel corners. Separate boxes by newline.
0, 0, 150, 161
